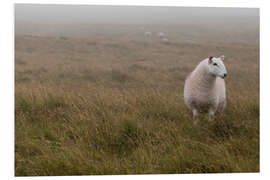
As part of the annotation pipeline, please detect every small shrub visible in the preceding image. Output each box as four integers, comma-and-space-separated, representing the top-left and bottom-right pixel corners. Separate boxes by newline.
59, 36, 68, 40
16, 59, 27, 65
43, 95, 67, 111
111, 69, 133, 84
109, 121, 145, 156
15, 95, 34, 114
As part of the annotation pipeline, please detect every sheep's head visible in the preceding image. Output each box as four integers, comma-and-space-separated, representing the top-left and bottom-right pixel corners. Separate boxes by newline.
208, 55, 227, 78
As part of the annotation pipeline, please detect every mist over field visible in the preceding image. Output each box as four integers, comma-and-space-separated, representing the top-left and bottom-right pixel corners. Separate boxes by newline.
15, 4, 259, 176
15, 4, 259, 43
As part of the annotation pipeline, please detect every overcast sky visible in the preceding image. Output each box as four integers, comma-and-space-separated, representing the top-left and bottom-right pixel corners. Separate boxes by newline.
15, 4, 259, 24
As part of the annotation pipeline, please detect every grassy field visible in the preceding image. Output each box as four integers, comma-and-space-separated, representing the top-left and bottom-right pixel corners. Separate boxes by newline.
15, 19, 259, 175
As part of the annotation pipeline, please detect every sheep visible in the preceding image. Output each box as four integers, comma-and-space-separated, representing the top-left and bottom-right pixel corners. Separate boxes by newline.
144, 31, 152, 37
162, 38, 169, 43
157, 32, 165, 38
183, 55, 227, 124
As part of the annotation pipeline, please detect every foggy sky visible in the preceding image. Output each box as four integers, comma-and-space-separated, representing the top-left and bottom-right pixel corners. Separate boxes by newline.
14, 4, 259, 44
15, 4, 259, 24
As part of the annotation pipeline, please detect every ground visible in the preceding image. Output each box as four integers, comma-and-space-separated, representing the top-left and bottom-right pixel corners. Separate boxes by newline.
15, 18, 259, 175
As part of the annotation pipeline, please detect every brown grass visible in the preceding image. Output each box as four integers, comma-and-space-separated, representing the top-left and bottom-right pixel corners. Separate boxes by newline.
15, 26, 259, 176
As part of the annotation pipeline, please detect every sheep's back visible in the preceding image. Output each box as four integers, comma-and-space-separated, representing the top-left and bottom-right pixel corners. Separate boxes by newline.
184, 72, 214, 112
184, 72, 226, 113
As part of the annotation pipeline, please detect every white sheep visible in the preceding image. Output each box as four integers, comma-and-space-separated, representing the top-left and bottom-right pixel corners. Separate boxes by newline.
144, 31, 152, 37
184, 55, 227, 124
162, 38, 169, 43
157, 32, 165, 38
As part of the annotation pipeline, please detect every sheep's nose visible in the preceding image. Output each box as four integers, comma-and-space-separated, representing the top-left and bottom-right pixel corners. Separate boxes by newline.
224, 73, 227, 78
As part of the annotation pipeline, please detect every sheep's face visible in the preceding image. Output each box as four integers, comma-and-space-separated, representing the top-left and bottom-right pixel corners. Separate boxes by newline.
208, 55, 227, 78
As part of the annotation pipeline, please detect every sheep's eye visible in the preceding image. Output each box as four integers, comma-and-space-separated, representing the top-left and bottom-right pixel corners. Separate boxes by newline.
213, 63, 218, 66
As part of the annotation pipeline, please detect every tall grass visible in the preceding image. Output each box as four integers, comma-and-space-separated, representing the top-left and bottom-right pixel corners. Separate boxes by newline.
15, 33, 259, 176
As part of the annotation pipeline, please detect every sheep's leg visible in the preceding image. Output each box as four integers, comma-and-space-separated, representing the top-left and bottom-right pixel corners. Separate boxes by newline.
218, 100, 226, 113
208, 109, 215, 122
192, 109, 199, 125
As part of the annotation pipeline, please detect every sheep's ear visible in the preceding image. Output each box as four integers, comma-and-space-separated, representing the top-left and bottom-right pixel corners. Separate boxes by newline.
220, 55, 225, 61
208, 56, 213, 64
